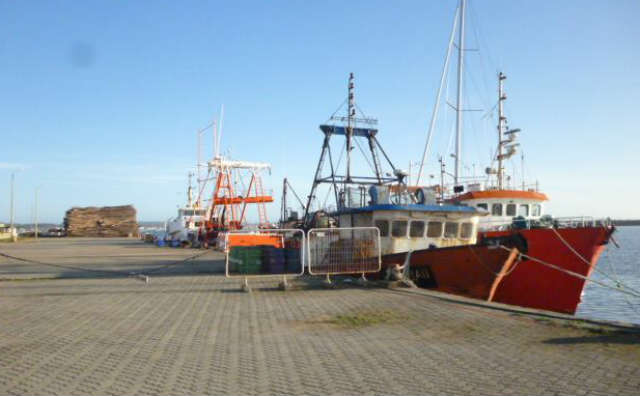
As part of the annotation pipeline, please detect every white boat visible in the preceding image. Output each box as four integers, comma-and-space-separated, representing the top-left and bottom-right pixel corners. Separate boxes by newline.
166, 176, 207, 244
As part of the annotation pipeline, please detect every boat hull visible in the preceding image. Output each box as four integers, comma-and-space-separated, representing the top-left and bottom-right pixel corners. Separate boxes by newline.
382, 225, 614, 315
382, 245, 520, 301
481, 226, 615, 314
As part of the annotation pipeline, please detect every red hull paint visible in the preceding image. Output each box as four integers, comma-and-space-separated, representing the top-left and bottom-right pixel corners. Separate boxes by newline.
483, 226, 614, 314
382, 226, 614, 315
382, 245, 519, 301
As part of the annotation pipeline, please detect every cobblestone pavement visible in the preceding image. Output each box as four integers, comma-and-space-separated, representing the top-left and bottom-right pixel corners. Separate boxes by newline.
0, 239, 639, 395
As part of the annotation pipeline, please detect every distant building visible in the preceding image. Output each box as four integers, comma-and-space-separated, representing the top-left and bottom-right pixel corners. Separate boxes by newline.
0, 223, 17, 241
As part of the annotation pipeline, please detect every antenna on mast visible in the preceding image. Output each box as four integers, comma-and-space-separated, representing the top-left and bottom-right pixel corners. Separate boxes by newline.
496, 71, 521, 190
346, 72, 355, 183
187, 172, 194, 208
521, 150, 525, 190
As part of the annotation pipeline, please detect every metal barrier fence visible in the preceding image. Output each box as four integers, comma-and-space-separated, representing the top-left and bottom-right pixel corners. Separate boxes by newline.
225, 229, 305, 278
307, 227, 381, 276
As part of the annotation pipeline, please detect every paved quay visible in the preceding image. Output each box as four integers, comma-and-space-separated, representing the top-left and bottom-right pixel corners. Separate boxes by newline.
0, 238, 639, 395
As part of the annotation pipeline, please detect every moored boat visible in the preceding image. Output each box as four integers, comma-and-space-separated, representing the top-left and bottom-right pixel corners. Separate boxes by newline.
301, 73, 520, 286
409, 0, 616, 314
449, 73, 615, 314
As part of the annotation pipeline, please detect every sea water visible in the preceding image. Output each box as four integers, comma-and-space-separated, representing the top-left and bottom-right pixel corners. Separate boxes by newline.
576, 225, 640, 325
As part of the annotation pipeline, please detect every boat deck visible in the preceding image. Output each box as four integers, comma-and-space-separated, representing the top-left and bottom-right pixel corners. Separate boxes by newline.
0, 238, 638, 395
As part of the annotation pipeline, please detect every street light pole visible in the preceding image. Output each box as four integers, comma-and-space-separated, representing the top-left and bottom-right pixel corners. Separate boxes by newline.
9, 173, 16, 242
35, 187, 40, 241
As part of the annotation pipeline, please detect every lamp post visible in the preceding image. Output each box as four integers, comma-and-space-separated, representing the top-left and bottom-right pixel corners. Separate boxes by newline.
9, 173, 16, 242
35, 186, 41, 241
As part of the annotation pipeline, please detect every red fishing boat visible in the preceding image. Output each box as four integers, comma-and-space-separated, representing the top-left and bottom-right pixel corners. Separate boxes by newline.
406, 0, 616, 314
448, 73, 616, 315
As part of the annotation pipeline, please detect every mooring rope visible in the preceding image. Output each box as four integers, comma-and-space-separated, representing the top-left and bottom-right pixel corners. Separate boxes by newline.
604, 240, 640, 314
0, 249, 213, 279
466, 245, 523, 278
142, 249, 212, 274
0, 251, 132, 277
496, 245, 640, 299
550, 227, 635, 290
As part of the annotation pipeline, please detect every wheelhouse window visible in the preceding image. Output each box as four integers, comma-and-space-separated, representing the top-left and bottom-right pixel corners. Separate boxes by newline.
460, 223, 474, 239
506, 204, 516, 216
391, 220, 408, 237
409, 221, 425, 238
532, 204, 541, 217
477, 203, 488, 210
519, 204, 529, 217
491, 203, 503, 216
444, 222, 459, 238
426, 221, 443, 238
374, 219, 389, 237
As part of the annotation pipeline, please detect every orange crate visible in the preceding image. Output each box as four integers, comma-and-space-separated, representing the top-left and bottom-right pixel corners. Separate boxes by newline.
228, 234, 283, 248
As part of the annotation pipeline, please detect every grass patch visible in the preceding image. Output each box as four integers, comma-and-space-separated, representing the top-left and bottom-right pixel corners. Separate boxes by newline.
313, 309, 408, 329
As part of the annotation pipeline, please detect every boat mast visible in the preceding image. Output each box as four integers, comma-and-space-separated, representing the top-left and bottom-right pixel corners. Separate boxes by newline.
187, 172, 194, 208
280, 177, 288, 224
416, 5, 459, 187
346, 72, 355, 184
497, 72, 506, 189
454, 0, 466, 185
495, 72, 521, 190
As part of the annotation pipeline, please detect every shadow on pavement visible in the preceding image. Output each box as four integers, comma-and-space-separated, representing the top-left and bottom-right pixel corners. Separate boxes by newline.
543, 333, 640, 345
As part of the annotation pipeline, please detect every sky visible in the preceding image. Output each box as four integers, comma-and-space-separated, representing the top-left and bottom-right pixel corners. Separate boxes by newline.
1, 0, 639, 224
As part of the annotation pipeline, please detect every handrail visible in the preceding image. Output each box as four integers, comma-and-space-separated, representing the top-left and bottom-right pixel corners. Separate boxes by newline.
478, 216, 612, 231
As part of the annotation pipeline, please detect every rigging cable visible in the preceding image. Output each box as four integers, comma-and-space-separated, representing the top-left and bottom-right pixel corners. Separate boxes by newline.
496, 245, 640, 299
550, 227, 640, 296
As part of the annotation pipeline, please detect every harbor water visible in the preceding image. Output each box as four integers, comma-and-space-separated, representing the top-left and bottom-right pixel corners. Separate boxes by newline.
576, 225, 640, 325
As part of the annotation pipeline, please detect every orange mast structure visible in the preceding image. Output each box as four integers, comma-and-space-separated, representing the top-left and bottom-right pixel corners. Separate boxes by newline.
204, 156, 273, 234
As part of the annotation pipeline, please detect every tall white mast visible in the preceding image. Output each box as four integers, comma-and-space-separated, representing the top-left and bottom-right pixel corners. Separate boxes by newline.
454, 0, 466, 185
416, 5, 459, 186
217, 104, 224, 158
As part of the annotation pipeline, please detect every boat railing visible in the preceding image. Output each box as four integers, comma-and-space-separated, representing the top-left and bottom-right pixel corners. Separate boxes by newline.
553, 217, 612, 228
479, 216, 612, 232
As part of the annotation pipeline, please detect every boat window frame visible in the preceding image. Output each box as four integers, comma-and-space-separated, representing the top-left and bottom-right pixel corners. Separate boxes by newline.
531, 204, 541, 217
460, 222, 474, 239
477, 203, 488, 210
444, 222, 459, 239
374, 219, 390, 237
519, 204, 529, 217
506, 203, 516, 216
491, 203, 503, 216
391, 220, 408, 238
409, 220, 425, 238
426, 221, 443, 238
